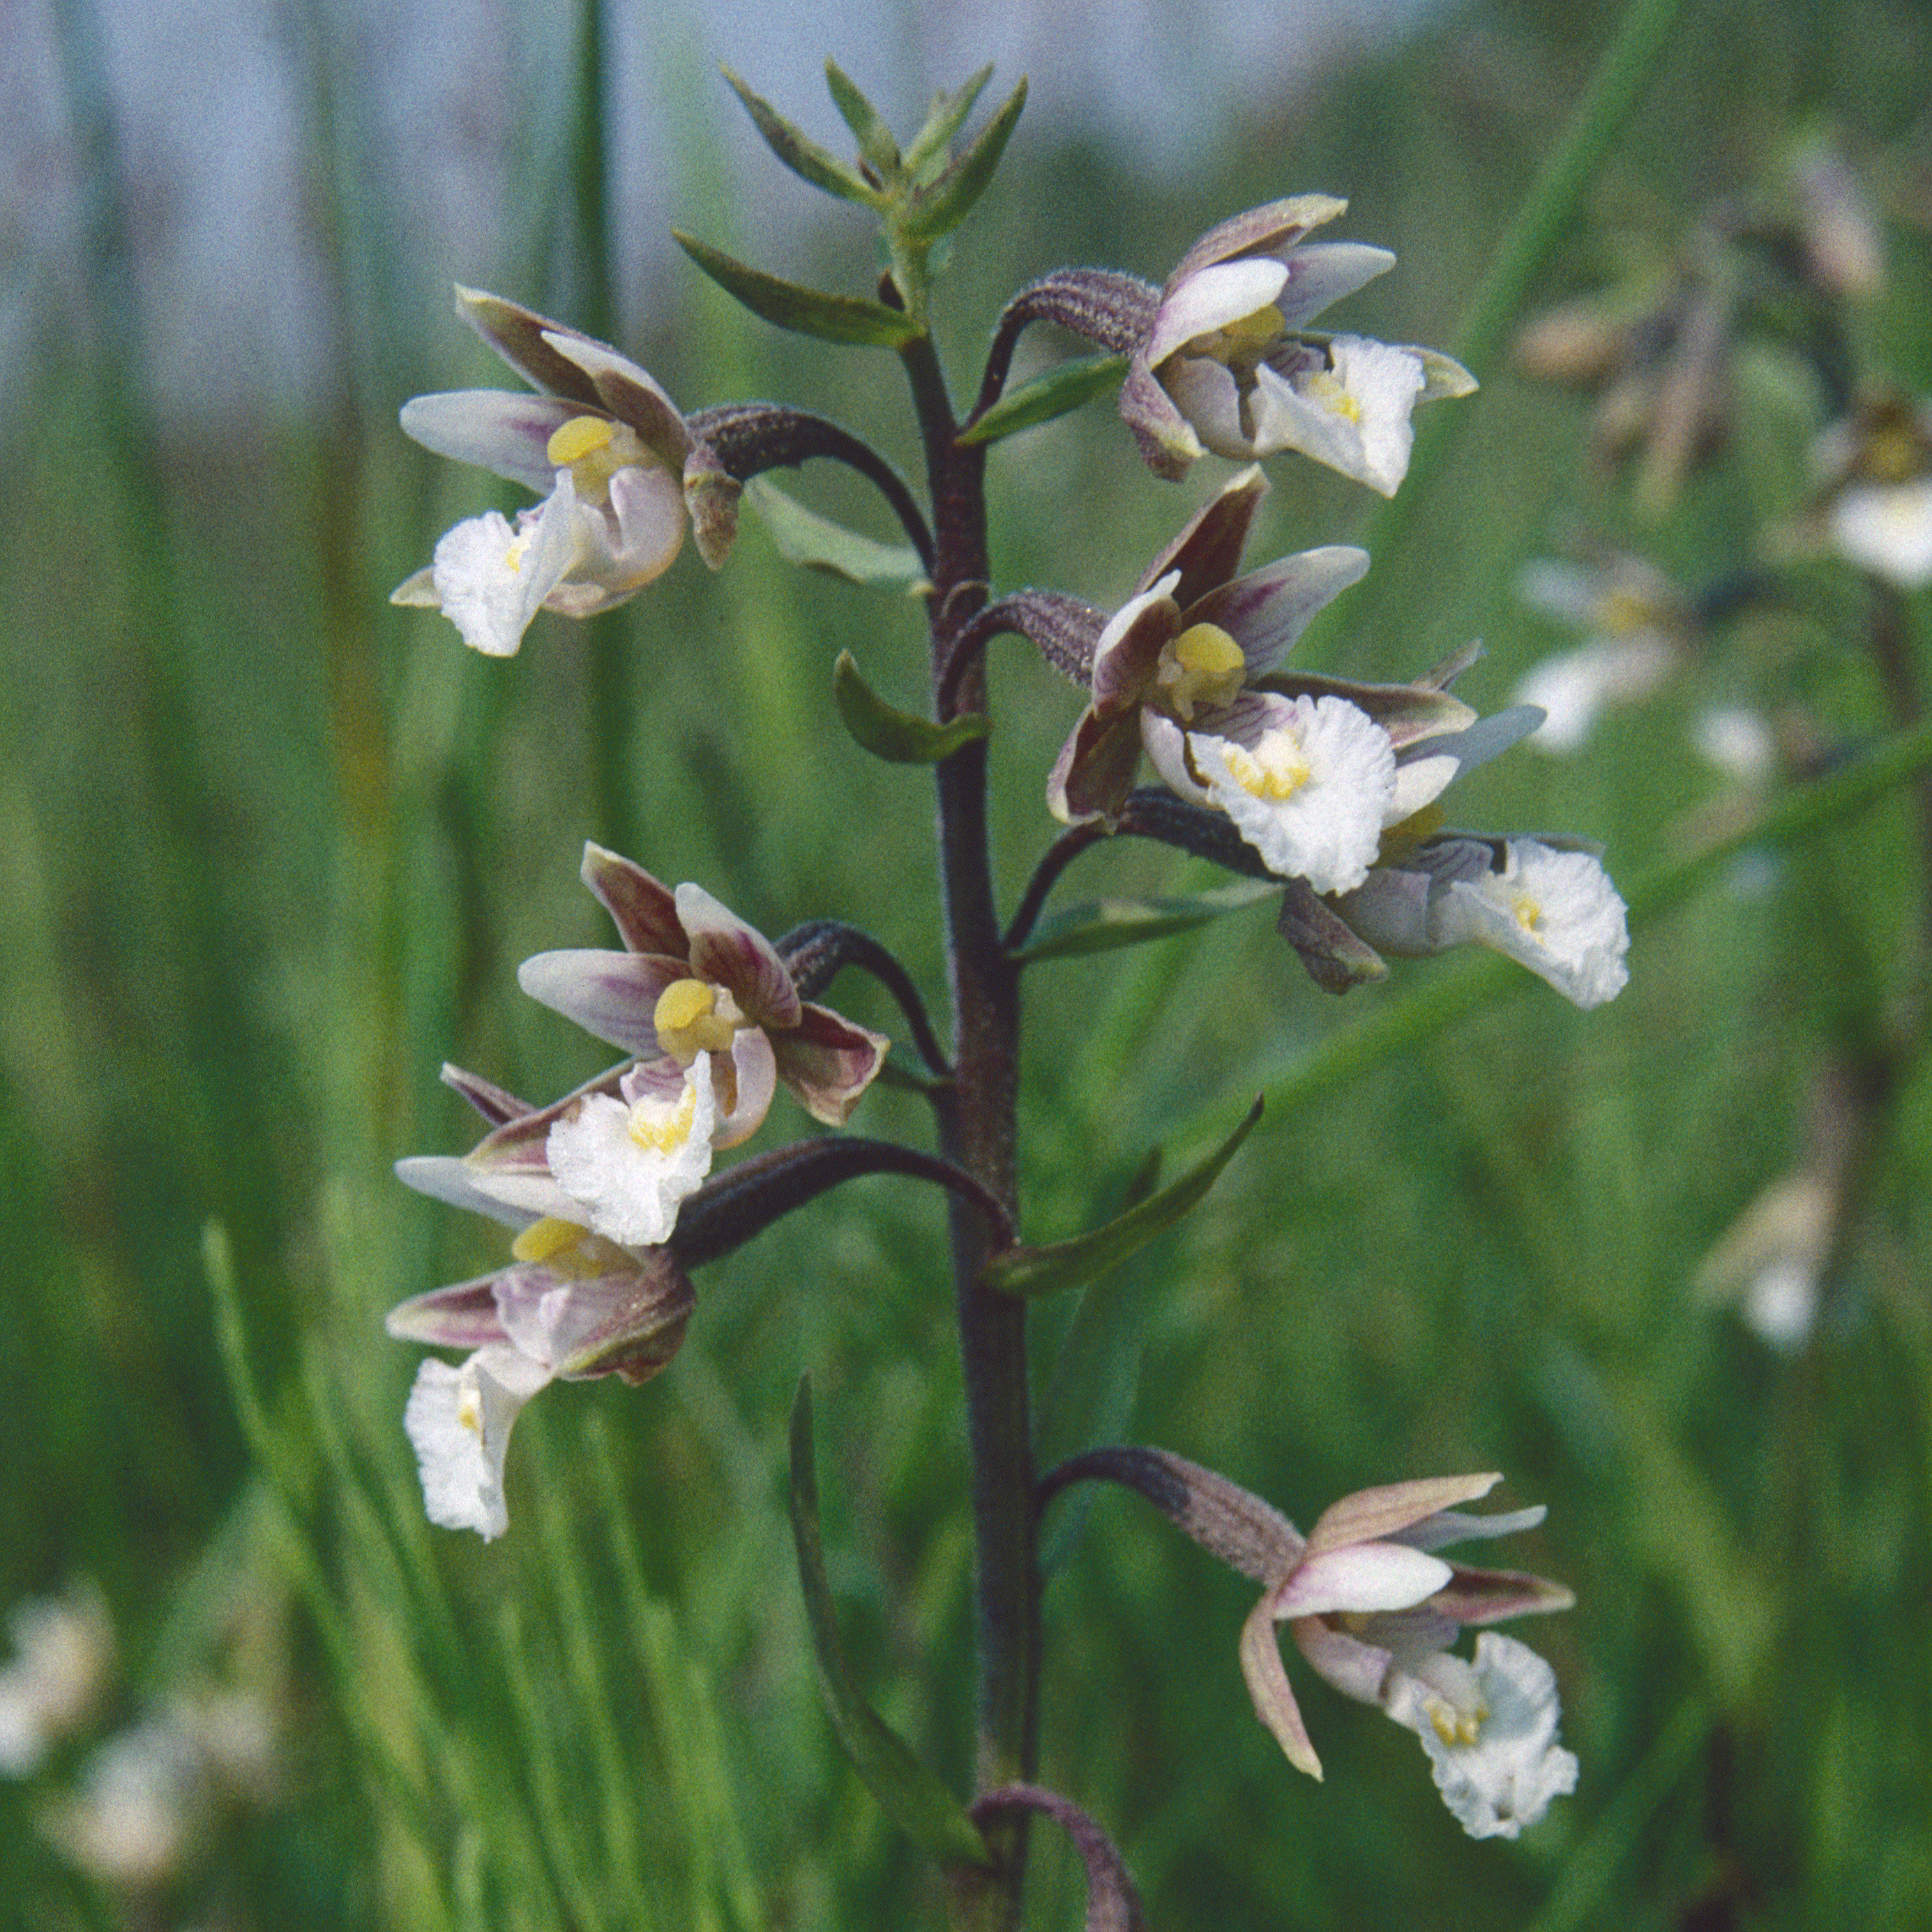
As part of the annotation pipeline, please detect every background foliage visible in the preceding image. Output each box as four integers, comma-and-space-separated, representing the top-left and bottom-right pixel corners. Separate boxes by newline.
4, 0, 1931, 1926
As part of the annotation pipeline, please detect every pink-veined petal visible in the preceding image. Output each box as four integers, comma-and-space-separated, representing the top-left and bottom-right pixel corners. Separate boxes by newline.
452, 287, 607, 408
1304, 1474, 1502, 1556
399, 389, 579, 495
603, 462, 688, 587
1268, 241, 1398, 330
1430, 1564, 1576, 1624
675, 884, 800, 1029
711, 1027, 778, 1148
1145, 257, 1290, 368
580, 844, 687, 957
1165, 195, 1348, 289
1049, 704, 1145, 824
1239, 1595, 1323, 1779
1138, 465, 1269, 603
1188, 545, 1369, 675
1288, 1614, 1393, 1707
1089, 578, 1179, 713
540, 330, 693, 465
517, 949, 684, 1055
395, 1155, 541, 1230
771, 1004, 889, 1126
384, 1272, 513, 1349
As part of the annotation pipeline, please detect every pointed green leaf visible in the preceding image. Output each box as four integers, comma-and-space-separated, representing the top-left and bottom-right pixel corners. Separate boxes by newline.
957, 353, 1129, 448
833, 651, 989, 764
1013, 880, 1278, 964
674, 232, 921, 348
902, 77, 1027, 241
721, 68, 882, 206
903, 65, 993, 183
746, 480, 929, 595
788, 1380, 995, 1869
983, 1096, 1263, 1299
824, 59, 900, 179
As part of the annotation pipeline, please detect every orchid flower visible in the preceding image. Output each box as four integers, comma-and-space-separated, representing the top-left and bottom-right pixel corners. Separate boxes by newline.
492, 845, 889, 1245
1119, 196, 1474, 492
393, 287, 739, 655
1055, 1449, 1577, 1837
1050, 470, 1537, 896
1814, 389, 1932, 590
388, 1154, 695, 1539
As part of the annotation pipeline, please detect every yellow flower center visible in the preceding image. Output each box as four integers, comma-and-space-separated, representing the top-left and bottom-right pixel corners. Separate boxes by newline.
1302, 368, 1363, 423
544, 414, 651, 504
1514, 893, 1544, 934
1218, 727, 1312, 801
1218, 302, 1287, 347
1864, 424, 1926, 486
627, 1080, 700, 1155
511, 1216, 589, 1265
500, 525, 534, 575
1156, 622, 1248, 721
1424, 1692, 1489, 1749
653, 978, 740, 1064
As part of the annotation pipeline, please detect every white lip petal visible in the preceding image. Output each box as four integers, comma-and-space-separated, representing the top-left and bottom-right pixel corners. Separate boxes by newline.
1390, 1633, 1579, 1841
1193, 695, 1395, 893
1435, 840, 1629, 1009
545, 1057, 718, 1247
403, 1345, 553, 1541
430, 472, 586, 657
1829, 479, 1932, 588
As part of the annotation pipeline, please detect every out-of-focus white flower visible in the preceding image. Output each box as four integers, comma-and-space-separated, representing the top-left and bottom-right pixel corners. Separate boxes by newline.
1512, 557, 1690, 754
40, 1719, 207, 1889
1828, 480, 1932, 589
1692, 705, 1778, 787
1696, 1062, 1861, 1352
1384, 1633, 1580, 1841
1814, 391, 1932, 590
0, 1585, 113, 1779
1788, 136, 1885, 301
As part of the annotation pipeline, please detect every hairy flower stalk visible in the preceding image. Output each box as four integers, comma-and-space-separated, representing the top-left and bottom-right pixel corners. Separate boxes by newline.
901, 324, 1041, 1929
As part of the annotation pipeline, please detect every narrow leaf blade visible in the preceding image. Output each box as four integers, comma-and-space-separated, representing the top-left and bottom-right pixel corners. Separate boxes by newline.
1015, 880, 1278, 964
983, 1097, 1264, 1299
958, 353, 1129, 448
746, 479, 929, 594
787, 1380, 995, 1869
833, 651, 989, 764
674, 232, 920, 348
824, 59, 900, 178
903, 64, 993, 183
721, 67, 881, 205
902, 77, 1027, 241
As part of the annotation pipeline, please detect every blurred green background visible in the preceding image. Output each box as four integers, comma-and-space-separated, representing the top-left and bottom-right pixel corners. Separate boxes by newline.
5, 0, 1932, 1925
